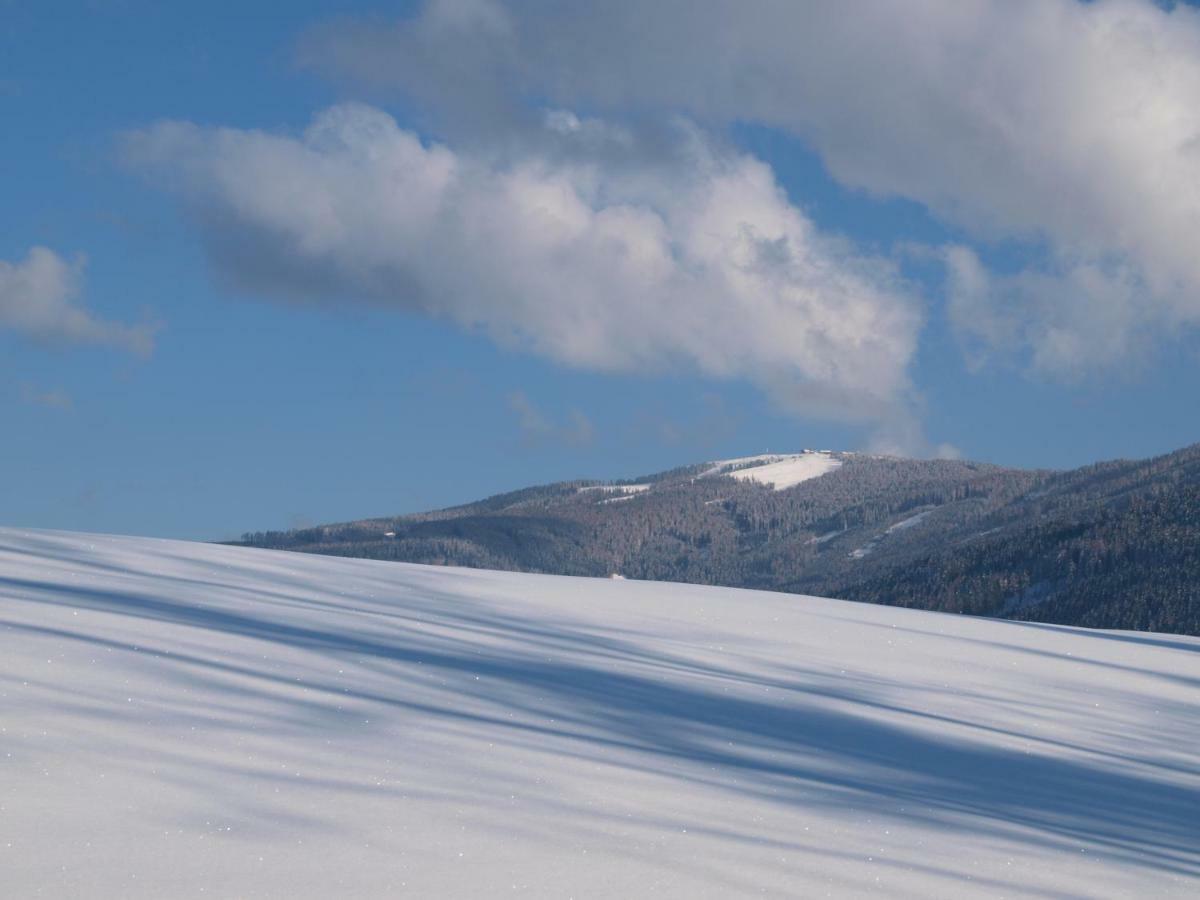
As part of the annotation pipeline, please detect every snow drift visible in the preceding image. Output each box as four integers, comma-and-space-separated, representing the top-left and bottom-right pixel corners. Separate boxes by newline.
1, 528, 1197, 897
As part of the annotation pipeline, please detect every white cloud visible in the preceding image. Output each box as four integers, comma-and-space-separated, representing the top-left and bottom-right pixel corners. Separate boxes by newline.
125, 104, 924, 443
0, 247, 155, 356
306, 0, 1200, 375
943, 245, 1148, 378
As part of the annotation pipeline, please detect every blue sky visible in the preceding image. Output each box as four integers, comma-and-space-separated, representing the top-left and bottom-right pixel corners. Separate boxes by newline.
5, 0, 1200, 540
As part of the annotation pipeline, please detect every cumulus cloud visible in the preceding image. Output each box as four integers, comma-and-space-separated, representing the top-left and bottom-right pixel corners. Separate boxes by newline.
0, 247, 155, 355
124, 103, 923, 442
943, 245, 1149, 378
305, 0, 1200, 375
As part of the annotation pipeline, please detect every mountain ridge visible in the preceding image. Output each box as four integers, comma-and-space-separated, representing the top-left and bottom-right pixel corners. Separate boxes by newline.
235, 444, 1200, 635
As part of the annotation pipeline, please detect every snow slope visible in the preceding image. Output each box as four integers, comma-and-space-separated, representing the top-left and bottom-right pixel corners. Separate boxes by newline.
2, 528, 1198, 898
703, 452, 842, 490
577, 484, 651, 504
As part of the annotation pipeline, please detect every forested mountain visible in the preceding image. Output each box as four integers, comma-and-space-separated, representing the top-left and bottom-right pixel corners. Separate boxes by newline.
235, 446, 1200, 635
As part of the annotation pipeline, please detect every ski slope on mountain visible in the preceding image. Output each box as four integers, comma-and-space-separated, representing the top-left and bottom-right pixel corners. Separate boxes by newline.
2, 528, 1198, 898
702, 452, 842, 490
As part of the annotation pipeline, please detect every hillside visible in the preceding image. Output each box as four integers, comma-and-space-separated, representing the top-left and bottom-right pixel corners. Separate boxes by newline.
237, 446, 1200, 635
2, 527, 1198, 897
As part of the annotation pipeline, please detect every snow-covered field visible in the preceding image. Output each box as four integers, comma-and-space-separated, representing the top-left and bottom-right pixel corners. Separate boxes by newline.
703, 452, 842, 490
2, 528, 1198, 898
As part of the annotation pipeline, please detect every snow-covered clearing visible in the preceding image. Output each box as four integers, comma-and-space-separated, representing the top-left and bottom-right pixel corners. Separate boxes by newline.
1, 527, 1197, 898
849, 509, 938, 558
886, 509, 934, 533
578, 484, 650, 495
810, 529, 844, 545
698, 453, 784, 476
703, 452, 842, 491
